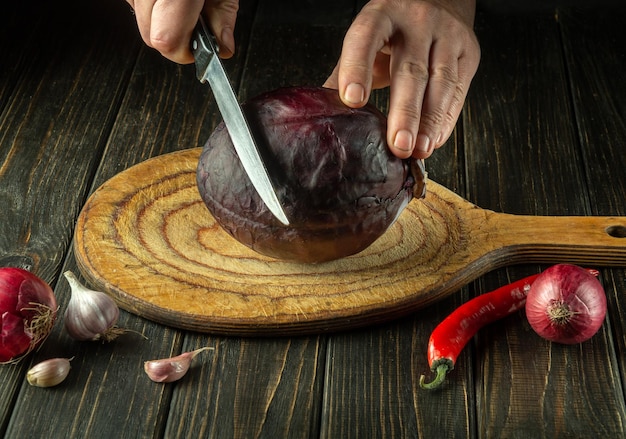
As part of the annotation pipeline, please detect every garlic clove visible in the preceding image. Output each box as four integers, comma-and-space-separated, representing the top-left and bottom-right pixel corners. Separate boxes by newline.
144, 347, 213, 383
27, 358, 72, 387
63, 271, 124, 342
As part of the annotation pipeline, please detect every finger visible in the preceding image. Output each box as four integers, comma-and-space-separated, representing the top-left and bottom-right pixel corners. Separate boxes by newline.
336, 8, 392, 108
386, 37, 432, 159
435, 44, 481, 150
204, 0, 240, 59
370, 52, 392, 89
150, 0, 205, 64
415, 41, 460, 155
324, 52, 389, 91
131, 0, 157, 49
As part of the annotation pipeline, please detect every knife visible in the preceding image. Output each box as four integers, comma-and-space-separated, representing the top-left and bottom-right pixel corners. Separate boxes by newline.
191, 17, 289, 225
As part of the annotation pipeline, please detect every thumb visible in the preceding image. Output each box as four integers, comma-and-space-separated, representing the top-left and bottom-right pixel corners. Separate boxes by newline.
204, 0, 240, 59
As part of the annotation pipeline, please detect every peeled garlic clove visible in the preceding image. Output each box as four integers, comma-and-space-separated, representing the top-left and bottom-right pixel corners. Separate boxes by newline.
27, 358, 72, 387
144, 347, 213, 383
63, 271, 123, 342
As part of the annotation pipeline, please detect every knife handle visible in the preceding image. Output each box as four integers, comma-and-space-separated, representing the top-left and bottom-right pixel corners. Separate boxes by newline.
191, 18, 218, 83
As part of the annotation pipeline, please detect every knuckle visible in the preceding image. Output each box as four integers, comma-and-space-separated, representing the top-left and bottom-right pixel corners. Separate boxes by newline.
400, 103, 422, 122
421, 108, 447, 131
444, 84, 468, 122
208, 0, 240, 17
430, 64, 457, 86
150, 33, 189, 62
150, 34, 178, 55
396, 60, 429, 83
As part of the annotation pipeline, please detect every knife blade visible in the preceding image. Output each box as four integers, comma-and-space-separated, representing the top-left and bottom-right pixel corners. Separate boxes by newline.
191, 18, 289, 225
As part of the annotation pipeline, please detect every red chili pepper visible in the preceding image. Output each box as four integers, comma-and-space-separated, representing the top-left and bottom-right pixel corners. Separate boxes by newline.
419, 268, 600, 390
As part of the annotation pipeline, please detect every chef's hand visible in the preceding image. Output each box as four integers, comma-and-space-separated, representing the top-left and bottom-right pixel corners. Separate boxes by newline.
126, 0, 240, 63
324, 0, 480, 160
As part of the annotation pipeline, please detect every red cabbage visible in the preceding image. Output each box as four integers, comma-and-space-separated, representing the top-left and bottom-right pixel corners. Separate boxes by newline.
197, 86, 421, 263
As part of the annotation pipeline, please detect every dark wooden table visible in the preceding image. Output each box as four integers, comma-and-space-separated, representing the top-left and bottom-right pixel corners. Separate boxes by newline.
2, 0, 625, 437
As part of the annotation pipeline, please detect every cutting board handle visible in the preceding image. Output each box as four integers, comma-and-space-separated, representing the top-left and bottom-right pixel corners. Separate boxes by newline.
478, 211, 626, 267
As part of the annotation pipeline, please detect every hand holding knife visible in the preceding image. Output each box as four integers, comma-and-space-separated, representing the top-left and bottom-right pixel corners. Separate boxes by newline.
191, 18, 290, 226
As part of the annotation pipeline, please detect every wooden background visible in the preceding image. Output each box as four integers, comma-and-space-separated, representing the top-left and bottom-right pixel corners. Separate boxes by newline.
1, 0, 625, 437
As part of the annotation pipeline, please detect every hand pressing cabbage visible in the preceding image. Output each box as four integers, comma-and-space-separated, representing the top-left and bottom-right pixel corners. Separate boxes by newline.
196, 86, 425, 263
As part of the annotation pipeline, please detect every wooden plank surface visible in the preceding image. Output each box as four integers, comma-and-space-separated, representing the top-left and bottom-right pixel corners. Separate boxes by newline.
0, 0, 140, 274
559, 4, 626, 434
1, 1, 625, 438
0, 0, 145, 436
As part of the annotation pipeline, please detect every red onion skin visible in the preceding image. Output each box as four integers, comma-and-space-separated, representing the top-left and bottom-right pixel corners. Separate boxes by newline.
525, 264, 606, 344
0, 268, 58, 363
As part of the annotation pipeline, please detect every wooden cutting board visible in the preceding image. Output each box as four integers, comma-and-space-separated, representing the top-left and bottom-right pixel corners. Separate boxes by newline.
73, 148, 626, 335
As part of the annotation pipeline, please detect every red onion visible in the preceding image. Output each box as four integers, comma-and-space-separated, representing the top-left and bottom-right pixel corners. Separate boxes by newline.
525, 264, 606, 344
0, 268, 58, 363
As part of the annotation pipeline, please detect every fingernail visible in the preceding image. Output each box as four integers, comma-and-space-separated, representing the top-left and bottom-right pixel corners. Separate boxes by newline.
393, 130, 414, 152
415, 134, 432, 154
344, 83, 365, 104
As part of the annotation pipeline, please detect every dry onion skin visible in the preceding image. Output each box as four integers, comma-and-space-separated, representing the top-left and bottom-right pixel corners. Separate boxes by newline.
525, 264, 607, 344
0, 268, 57, 364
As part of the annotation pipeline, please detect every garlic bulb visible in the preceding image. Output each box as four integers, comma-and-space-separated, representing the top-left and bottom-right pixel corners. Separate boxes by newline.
144, 347, 213, 383
27, 358, 72, 387
63, 271, 125, 342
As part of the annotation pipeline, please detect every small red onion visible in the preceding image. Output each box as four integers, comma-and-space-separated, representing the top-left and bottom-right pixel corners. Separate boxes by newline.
0, 267, 58, 363
525, 264, 607, 344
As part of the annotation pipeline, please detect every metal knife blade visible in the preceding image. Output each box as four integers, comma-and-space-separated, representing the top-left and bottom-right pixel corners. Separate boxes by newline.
191, 18, 289, 225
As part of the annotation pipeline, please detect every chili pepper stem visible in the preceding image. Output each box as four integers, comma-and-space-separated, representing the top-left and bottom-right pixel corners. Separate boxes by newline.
420, 363, 450, 390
